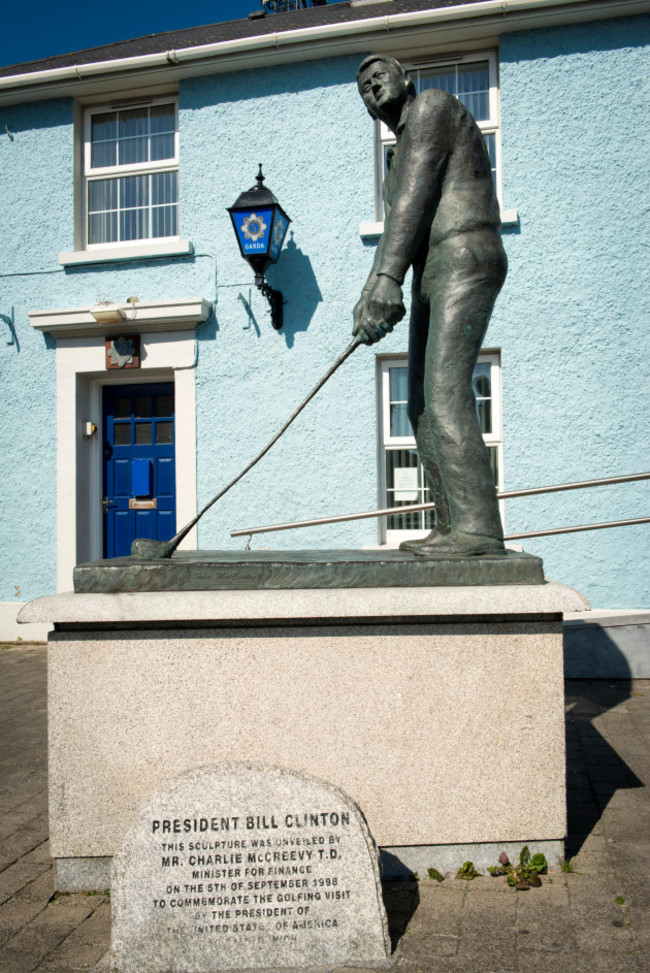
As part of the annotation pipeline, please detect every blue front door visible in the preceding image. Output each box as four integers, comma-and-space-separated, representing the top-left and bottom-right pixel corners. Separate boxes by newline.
103, 383, 176, 558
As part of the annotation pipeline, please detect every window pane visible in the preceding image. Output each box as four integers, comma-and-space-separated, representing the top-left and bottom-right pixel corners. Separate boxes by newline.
488, 446, 499, 486
135, 422, 152, 445
476, 398, 492, 434
152, 205, 177, 238
386, 448, 418, 489
461, 90, 489, 122
120, 208, 148, 241
390, 403, 411, 438
155, 394, 173, 417
155, 421, 173, 444
386, 449, 431, 530
88, 179, 118, 213
419, 61, 490, 122
91, 111, 117, 142
113, 423, 131, 445
119, 108, 148, 140
389, 367, 408, 402
113, 396, 130, 419
457, 64, 489, 121
473, 362, 492, 434
151, 133, 175, 161
387, 507, 421, 531
482, 133, 497, 191
483, 132, 496, 168
134, 395, 152, 418
150, 104, 175, 134
457, 65, 489, 93
419, 67, 456, 96
119, 136, 148, 166
151, 173, 179, 237
383, 143, 394, 178
388, 367, 411, 437
90, 112, 117, 168
121, 175, 149, 208
152, 171, 178, 204
473, 365, 491, 395
91, 140, 117, 168
88, 211, 117, 244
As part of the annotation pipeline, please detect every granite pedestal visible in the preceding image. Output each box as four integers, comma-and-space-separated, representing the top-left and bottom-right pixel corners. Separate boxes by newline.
20, 559, 589, 892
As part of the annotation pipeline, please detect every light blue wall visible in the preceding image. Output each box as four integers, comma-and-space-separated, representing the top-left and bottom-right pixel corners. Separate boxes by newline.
496, 16, 649, 606
0, 99, 71, 603
1, 17, 648, 608
180, 55, 381, 552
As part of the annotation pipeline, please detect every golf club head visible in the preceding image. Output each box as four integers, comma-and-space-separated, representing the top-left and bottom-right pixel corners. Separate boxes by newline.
130, 537, 176, 559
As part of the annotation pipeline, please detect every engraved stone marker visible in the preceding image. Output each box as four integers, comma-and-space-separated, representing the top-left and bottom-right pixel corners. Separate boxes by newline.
110, 764, 391, 972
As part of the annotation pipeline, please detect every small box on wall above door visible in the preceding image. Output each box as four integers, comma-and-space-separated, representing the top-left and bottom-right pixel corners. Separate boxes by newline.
105, 334, 141, 370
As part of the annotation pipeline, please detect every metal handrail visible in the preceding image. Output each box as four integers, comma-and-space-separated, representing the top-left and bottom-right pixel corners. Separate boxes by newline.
230, 471, 650, 539
505, 517, 650, 541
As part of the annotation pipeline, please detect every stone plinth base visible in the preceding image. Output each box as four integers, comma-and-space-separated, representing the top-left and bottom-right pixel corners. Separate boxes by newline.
73, 548, 543, 592
20, 582, 589, 891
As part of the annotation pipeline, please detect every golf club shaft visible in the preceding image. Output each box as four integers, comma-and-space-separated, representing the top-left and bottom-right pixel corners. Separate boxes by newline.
166, 338, 361, 551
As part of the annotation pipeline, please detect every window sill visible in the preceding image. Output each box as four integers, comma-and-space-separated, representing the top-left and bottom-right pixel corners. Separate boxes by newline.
500, 209, 519, 226
359, 209, 519, 239
359, 222, 384, 239
58, 240, 194, 266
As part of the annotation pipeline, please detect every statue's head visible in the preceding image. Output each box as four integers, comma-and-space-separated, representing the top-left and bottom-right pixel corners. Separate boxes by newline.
357, 55, 415, 123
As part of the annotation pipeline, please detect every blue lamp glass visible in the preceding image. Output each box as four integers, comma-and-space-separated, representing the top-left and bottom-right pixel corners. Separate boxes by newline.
228, 165, 291, 330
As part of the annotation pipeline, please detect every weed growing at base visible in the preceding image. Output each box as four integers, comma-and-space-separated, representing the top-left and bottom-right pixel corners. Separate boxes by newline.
488, 847, 547, 889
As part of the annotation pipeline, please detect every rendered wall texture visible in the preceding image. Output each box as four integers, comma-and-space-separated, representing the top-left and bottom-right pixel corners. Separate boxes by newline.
497, 16, 649, 607
1, 18, 648, 610
0, 100, 72, 603
180, 55, 381, 553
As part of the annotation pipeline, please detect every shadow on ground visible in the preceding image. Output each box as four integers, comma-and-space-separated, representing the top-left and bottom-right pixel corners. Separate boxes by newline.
565, 677, 644, 859
381, 881, 420, 952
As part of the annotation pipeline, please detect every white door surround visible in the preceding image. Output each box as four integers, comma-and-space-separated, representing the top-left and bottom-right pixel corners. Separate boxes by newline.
29, 298, 211, 592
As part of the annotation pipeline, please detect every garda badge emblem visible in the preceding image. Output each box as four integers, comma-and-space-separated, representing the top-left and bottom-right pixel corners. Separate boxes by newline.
241, 213, 267, 242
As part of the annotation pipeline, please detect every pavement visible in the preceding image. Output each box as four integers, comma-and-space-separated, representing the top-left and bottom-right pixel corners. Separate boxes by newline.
1, 642, 649, 973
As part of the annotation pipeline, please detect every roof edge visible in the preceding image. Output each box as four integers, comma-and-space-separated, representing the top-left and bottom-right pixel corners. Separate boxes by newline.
1, 0, 648, 104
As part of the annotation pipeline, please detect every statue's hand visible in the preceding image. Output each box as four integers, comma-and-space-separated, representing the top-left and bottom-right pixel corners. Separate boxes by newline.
369, 274, 406, 325
352, 276, 405, 345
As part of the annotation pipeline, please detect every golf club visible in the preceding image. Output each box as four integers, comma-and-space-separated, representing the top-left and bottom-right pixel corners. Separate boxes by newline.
130, 338, 361, 559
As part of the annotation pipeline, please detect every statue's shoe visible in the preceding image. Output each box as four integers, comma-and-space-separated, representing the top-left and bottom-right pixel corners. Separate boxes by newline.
413, 531, 505, 558
399, 528, 449, 551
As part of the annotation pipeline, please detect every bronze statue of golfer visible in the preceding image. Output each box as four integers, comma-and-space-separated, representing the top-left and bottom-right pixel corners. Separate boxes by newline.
354, 55, 508, 557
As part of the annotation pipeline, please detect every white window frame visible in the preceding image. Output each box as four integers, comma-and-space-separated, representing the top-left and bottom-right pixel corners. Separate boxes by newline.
83, 95, 180, 251
373, 51, 502, 222
377, 351, 503, 546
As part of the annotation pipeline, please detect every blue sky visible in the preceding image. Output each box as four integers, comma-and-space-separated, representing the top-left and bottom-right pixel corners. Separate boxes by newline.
1, 1, 346, 69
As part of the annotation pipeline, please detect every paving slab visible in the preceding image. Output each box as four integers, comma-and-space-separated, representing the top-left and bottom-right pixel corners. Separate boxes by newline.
0, 644, 649, 972
0, 645, 111, 972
